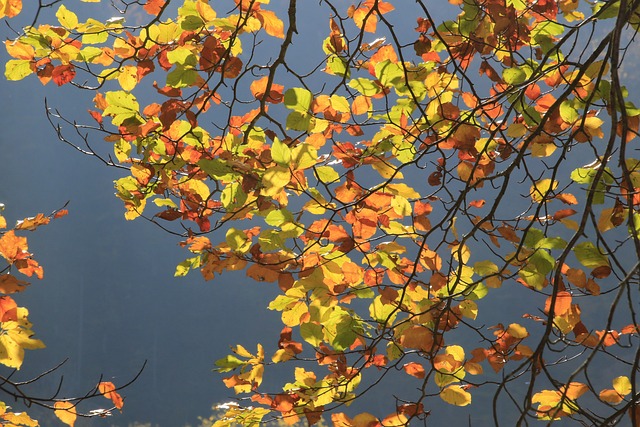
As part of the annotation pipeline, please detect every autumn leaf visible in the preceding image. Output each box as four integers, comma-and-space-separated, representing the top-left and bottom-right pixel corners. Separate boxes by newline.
98, 381, 124, 410
15, 213, 50, 231
255, 9, 284, 38
440, 385, 472, 406
0, 274, 29, 294
402, 362, 425, 378
54, 402, 77, 427
0, 0, 22, 18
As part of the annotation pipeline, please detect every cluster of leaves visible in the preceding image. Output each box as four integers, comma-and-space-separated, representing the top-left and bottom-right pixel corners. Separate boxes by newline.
0, 204, 129, 426
4, 0, 640, 425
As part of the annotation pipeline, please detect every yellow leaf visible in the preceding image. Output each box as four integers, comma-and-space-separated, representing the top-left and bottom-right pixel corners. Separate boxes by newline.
2, 410, 38, 426
233, 344, 252, 358
54, 402, 77, 427
532, 389, 560, 407
459, 300, 478, 320
440, 385, 472, 406
271, 348, 294, 363
386, 183, 420, 199
56, 4, 78, 29
117, 65, 138, 92
530, 179, 557, 203
507, 323, 529, 339
390, 195, 411, 217
371, 161, 403, 179
196, 0, 216, 22
446, 345, 465, 362
261, 166, 291, 197
612, 376, 632, 396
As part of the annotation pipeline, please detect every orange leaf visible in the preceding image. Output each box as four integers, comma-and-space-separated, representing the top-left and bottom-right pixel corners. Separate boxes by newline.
54, 401, 77, 426
352, 95, 372, 116
249, 76, 284, 103
0, 230, 29, 263
599, 389, 624, 404
54, 209, 69, 219
402, 362, 425, 378
15, 213, 50, 231
0, 274, 29, 294
143, 0, 165, 15
544, 291, 572, 316
381, 412, 408, 426
553, 209, 577, 220
98, 381, 124, 410
561, 382, 588, 400
256, 9, 284, 38
0, 0, 22, 18
400, 326, 433, 352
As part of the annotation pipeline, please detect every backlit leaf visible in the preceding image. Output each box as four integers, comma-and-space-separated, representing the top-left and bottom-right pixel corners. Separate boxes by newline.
54, 402, 77, 427
440, 385, 472, 406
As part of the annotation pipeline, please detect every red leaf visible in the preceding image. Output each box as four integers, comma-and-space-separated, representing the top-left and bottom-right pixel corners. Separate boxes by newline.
52, 64, 76, 86
137, 60, 155, 80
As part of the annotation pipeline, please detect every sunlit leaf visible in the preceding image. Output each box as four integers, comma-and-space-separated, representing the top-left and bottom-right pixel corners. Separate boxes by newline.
54, 402, 76, 426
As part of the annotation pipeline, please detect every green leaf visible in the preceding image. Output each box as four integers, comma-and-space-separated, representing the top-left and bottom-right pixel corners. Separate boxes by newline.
519, 250, 555, 290
531, 21, 565, 42
292, 143, 317, 170
369, 295, 398, 324
315, 165, 340, 183
271, 138, 291, 166
264, 209, 293, 227
348, 78, 381, 96
570, 167, 598, 184
166, 47, 197, 66
300, 322, 323, 347
198, 159, 235, 180
174, 256, 200, 277
166, 66, 198, 88
284, 87, 313, 112
226, 228, 250, 252
103, 91, 141, 126
326, 55, 350, 78
473, 260, 499, 276
503, 67, 527, 85
215, 355, 245, 372
574, 242, 610, 269
537, 237, 567, 250
286, 111, 312, 131
375, 60, 404, 88
559, 101, 580, 123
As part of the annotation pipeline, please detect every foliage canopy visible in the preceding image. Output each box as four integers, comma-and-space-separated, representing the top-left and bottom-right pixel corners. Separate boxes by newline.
3, 0, 640, 425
